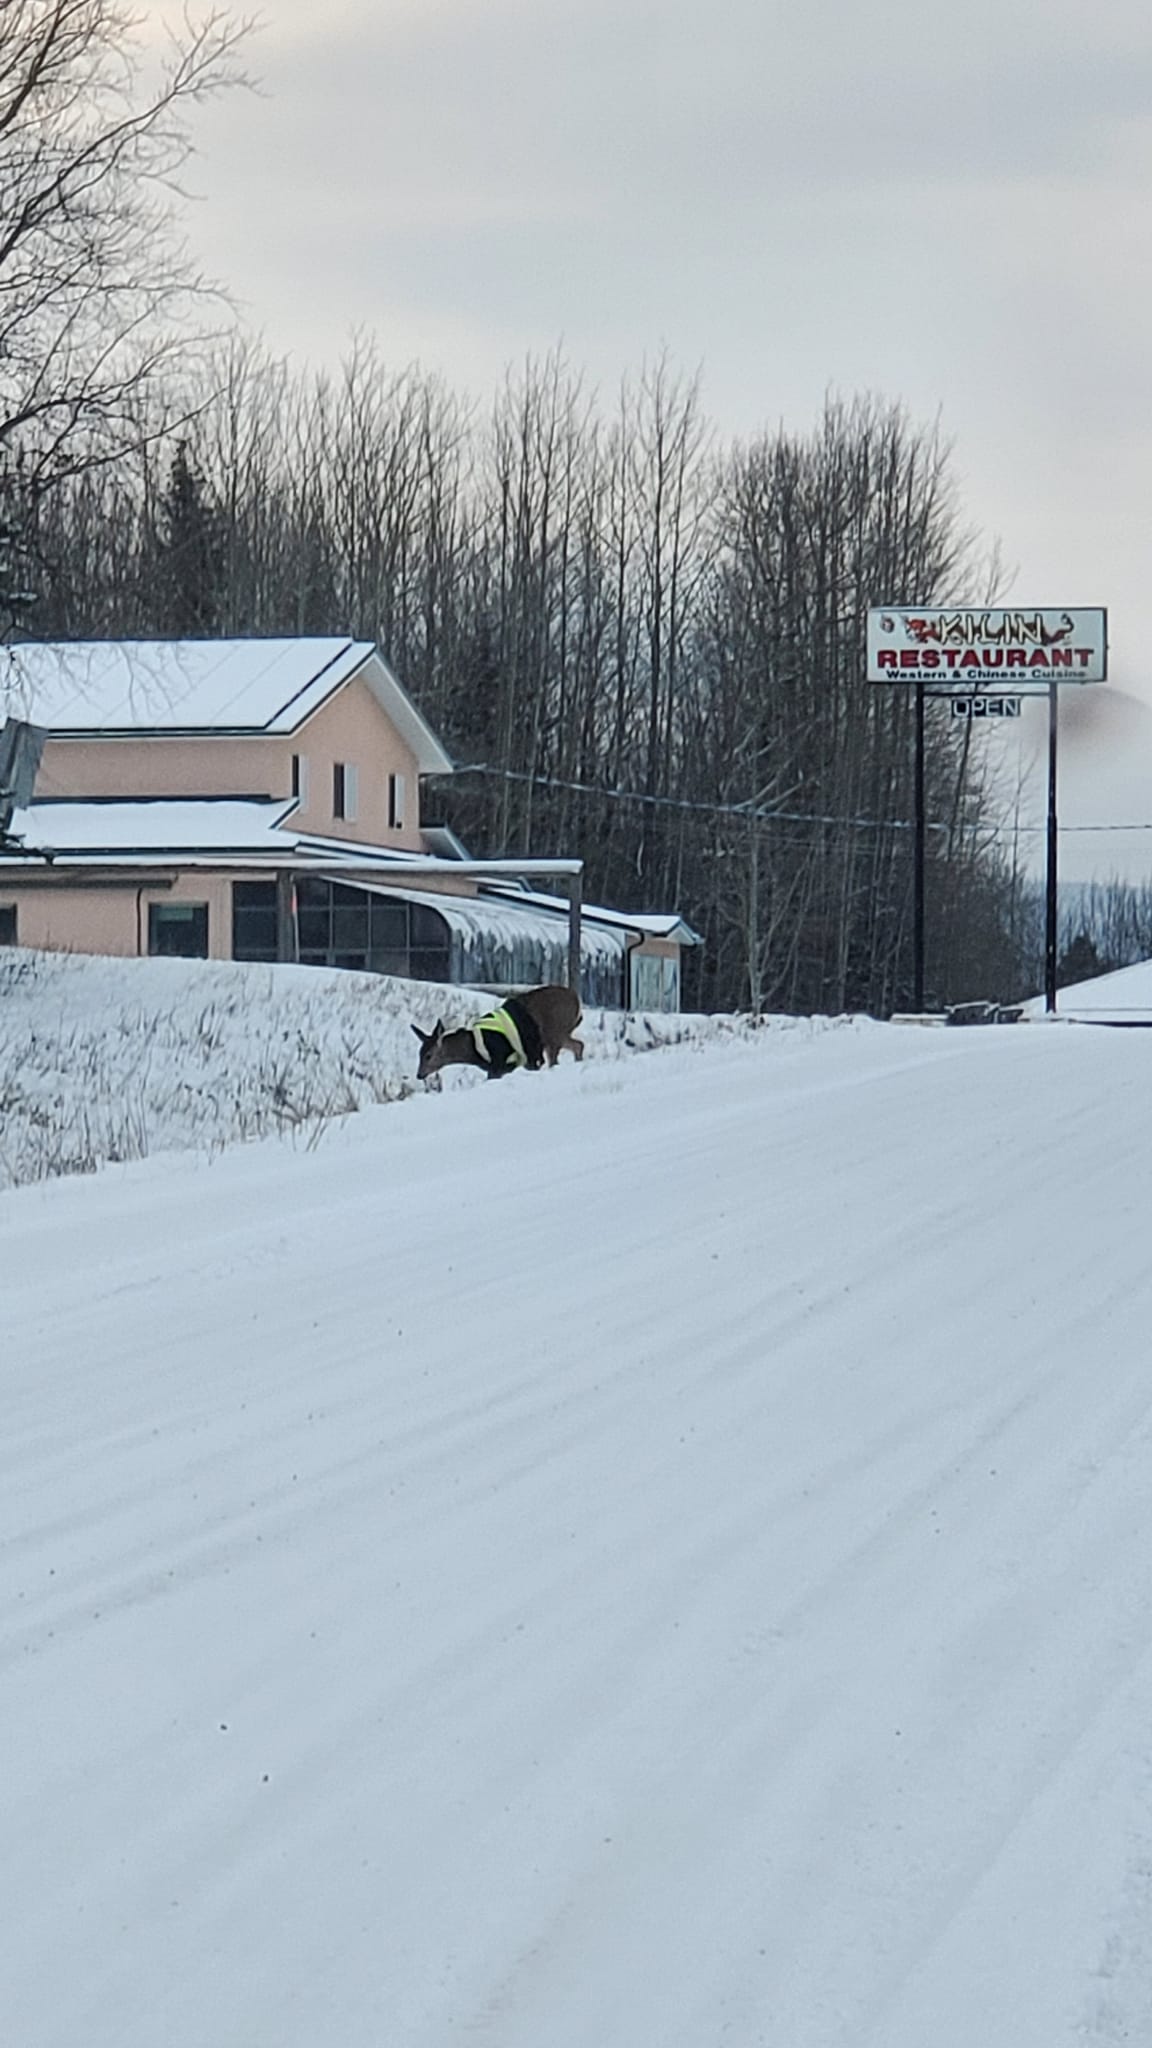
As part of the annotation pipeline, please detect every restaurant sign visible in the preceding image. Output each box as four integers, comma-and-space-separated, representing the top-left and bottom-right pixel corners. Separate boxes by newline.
866, 607, 1107, 688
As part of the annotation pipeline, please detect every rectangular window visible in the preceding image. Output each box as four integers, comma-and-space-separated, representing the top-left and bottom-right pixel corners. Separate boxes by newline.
369, 900, 406, 948
295, 875, 329, 954
333, 762, 357, 822
332, 897, 369, 952
291, 753, 309, 806
232, 880, 278, 963
388, 772, 406, 830
0, 904, 16, 945
148, 902, 208, 959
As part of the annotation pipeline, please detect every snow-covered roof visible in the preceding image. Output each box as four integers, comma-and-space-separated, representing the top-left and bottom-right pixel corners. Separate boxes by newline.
1025, 956, 1152, 1022
484, 880, 701, 946
0, 637, 454, 774
354, 882, 628, 971
2, 799, 463, 870
10, 798, 300, 857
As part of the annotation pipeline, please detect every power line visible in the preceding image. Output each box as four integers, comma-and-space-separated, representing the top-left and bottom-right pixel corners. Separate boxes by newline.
455, 762, 1152, 841
999, 822, 1152, 835
450, 761, 946, 835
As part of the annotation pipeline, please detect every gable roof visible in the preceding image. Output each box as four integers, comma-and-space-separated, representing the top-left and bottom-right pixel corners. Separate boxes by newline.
0, 637, 454, 774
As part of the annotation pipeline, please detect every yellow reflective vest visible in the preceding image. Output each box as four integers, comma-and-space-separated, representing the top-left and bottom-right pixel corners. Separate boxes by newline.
470, 1006, 528, 1069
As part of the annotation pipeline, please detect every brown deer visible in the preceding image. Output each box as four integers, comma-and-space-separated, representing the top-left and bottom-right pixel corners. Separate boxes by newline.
412, 985, 584, 1082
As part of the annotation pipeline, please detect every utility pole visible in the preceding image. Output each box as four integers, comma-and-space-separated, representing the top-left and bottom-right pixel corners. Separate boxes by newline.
913, 679, 925, 1010
1045, 678, 1059, 1014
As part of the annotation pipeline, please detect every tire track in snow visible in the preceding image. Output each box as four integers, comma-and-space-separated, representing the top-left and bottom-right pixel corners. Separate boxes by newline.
6, 1023, 1152, 2045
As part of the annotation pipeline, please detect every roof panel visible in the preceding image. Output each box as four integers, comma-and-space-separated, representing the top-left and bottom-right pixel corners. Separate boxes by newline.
12, 798, 298, 854
1, 639, 372, 734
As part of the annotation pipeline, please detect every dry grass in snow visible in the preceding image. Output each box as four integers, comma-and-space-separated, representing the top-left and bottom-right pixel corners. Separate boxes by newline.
0, 949, 835, 1189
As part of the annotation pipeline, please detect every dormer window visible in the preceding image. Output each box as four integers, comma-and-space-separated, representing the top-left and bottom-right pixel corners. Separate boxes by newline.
333, 762, 358, 822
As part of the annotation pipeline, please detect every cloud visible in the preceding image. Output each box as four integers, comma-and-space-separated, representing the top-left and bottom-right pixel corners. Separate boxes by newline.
200, 0, 1152, 248
162, 0, 1152, 773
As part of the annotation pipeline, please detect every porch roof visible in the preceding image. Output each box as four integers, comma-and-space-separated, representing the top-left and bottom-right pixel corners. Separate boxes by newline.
0, 801, 667, 957
351, 881, 628, 971
484, 880, 702, 947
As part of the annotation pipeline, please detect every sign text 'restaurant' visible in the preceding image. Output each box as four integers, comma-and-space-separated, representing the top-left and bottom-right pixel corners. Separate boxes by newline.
866, 608, 1107, 686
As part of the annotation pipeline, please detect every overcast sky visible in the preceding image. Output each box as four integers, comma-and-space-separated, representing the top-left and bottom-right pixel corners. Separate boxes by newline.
168, 0, 1152, 876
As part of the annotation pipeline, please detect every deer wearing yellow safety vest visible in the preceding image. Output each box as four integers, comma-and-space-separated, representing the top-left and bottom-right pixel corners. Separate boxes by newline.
412, 985, 584, 1082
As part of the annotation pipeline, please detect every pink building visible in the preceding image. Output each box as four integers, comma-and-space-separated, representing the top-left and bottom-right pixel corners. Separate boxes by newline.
0, 638, 695, 1008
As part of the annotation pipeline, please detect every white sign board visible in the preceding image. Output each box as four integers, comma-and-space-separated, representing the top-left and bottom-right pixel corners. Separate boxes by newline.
867, 607, 1107, 688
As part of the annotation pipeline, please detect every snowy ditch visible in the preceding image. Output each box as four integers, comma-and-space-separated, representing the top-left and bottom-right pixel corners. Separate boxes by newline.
0, 948, 852, 1188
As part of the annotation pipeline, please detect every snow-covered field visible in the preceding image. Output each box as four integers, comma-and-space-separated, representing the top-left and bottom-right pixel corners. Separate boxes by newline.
0, 949, 773, 1189
4, 965, 1152, 2046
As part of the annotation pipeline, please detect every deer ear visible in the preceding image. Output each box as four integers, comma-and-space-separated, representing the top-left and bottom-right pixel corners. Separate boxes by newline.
432, 1020, 444, 1039
411, 1023, 427, 1042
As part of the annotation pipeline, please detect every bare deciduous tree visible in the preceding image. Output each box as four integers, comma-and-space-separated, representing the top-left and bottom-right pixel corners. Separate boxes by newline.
0, 0, 247, 619
23, 340, 1036, 1014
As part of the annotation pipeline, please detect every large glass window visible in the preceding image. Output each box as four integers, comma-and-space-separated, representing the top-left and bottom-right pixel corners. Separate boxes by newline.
0, 904, 15, 944
148, 901, 208, 958
295, 879, 450, 980
232, 881, 279, 962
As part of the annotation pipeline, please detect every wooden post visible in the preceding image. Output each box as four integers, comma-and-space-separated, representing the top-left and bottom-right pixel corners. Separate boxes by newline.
567, 868, 582, 995
276, 870, 297, 965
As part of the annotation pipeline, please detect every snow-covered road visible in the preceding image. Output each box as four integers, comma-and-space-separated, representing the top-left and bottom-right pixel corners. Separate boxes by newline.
4, 1019, 1152, 2046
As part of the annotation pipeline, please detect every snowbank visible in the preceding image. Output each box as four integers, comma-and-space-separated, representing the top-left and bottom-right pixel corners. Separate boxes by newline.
0, 948, 848, 1188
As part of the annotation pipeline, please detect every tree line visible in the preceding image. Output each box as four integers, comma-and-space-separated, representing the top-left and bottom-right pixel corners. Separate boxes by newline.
19, 337, 1043, 1012
0, 1, 1051, 1014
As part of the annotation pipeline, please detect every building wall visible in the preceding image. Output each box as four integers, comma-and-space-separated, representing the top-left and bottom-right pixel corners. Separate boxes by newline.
0, 873, 688, 1008
3, 883, 143, 955
36, 677, 427, 851
289, 681, 423, 846
4, 874, 237, 959
37, 735, 287, 805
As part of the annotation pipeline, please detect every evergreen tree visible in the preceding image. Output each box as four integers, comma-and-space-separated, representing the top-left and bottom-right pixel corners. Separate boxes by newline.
157, 442, 224, 636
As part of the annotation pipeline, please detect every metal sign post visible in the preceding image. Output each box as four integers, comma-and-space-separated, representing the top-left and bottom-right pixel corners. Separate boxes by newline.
913, 679, 925, 1011
1045, 678, 1059, 1014
866, 608, 1108, 1016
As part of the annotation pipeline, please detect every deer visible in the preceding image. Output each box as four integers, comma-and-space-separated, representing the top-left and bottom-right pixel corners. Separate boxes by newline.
412, 984, 584, 1082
